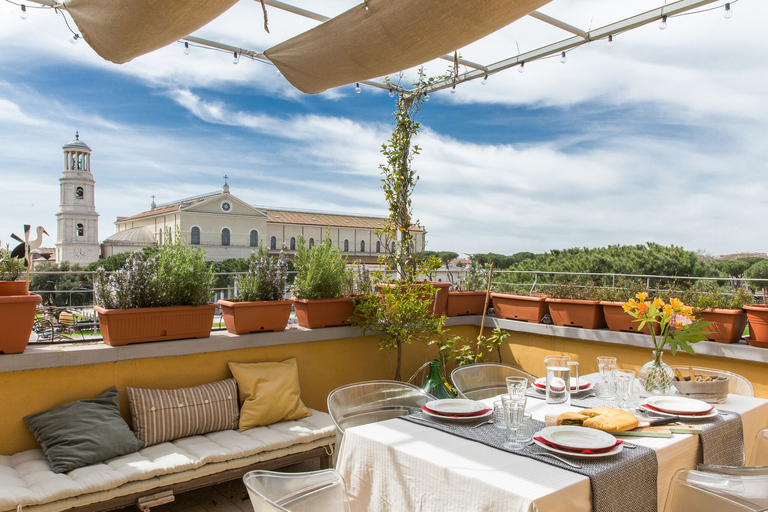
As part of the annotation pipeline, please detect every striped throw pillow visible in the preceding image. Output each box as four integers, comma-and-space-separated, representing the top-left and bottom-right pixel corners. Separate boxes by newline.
126, 379, 239, 446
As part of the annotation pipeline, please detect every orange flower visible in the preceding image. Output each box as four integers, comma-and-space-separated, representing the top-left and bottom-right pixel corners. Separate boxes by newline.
637, 302, 649, 315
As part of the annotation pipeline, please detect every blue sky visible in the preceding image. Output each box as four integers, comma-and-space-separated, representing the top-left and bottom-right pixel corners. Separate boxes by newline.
1, 0, 766, 257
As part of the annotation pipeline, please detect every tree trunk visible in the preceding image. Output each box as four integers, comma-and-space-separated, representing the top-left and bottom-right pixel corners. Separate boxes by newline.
395, 339, 402, 381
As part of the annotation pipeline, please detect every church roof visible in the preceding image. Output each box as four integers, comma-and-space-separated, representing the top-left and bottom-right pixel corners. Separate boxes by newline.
116, 193, 219, 222
103, 226, 156, 245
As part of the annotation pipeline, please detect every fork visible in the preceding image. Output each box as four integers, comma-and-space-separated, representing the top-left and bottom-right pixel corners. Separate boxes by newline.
470, 420, 494, 429
523, 445, 583, 469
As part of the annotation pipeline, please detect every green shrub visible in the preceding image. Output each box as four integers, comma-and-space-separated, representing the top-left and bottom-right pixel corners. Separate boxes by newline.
0, 244, 25, 281
236, 247, 287, 302
292, 230, 352, 300
460, 262, 487, 291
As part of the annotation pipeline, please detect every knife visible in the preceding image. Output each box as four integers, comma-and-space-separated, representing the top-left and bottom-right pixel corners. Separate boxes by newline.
636, 415, 680, 428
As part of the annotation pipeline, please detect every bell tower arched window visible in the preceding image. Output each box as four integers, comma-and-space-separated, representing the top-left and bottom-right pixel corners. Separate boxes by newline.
190, 227, 200, 245
250, 230, 258, 247
76, 223, 84, 237
221, 228, 230, 246
75, 187, 84, 200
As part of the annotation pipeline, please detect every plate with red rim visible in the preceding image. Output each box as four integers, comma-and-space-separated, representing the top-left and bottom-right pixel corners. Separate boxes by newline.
533, 438, 624, 459
639, 404, 718, 419
421, 408, 493, 423
423, 399, 487, 416
538, 426, 617, 451
644, 396, 714, 415
533, 377, 593, 391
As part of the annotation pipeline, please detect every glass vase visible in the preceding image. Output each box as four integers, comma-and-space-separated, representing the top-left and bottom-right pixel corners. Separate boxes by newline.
638, 350, 675, 395
421, 360, 455, 399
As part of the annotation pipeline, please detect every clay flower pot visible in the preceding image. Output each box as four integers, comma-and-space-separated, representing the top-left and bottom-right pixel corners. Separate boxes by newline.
94, 304, 216, 346
445, 291, 488, 317
546, 298, 606, 329
744, 305, 768, 348
0, 281, 28, 297
491, 293, 548, 323
293, 297, 356, 329
0, 293, 41, 354
698, 308, 748, 344
377, 282, 451, 317
218, 299, 293, 334
601, 301, 657, 335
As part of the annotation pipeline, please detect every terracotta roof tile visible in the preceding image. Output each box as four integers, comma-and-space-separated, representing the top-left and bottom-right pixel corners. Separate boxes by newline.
116, 193, 218, 222
264, 209, 424, 232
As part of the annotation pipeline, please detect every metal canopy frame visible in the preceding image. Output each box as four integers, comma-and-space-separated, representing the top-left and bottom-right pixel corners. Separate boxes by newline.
29, 0, 725, 95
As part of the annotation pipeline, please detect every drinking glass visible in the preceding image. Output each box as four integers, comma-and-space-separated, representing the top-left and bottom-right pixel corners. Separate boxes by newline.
596, 356, 617, 399
506, 376, 528, 398
544, 355, 571, 408
513, 413, 534, 446
614, 369, 636, 410
493, 401, 506, 429
568, 361, 580, 393
501, 393, 527, 410
504, 401, 526, 449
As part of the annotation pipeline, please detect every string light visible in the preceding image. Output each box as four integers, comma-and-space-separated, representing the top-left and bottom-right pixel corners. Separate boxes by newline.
518, 62, 525, 73
276, 69, 282, 77
659, 15, 668, 30
423, 93, 430, 102
450, 84, 456, 94
481, 74, 488, 85
19, 4, 28, 19
232, 52, 240, 64
183, 42, 190, 55
723, 2, 733, 19
69, 33, 80, 44
389, 88, 395, 98
607, 35, 614, 48
355, 82, 361, 94
560, 51, 567, 64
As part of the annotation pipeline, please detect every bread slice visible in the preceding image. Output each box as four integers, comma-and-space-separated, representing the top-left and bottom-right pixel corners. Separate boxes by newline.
557, 407, 638, 432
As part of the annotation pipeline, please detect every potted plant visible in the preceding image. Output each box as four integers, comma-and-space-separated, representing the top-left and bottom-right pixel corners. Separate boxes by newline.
545, 282, 606, 329
218, 247, 292, 334
623, 292, 711, 394
0, 243, 41, 354
291, 230, 355, 329
600, 280, 657, 334
491, 283, 549, 324
93, 231, 216, 346
744, 260, 768, 348
688, 283, 752, 344
445, 262, 489, 317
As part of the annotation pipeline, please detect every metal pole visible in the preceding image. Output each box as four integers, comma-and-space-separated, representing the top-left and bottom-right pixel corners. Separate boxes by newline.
478, 262, 495, 343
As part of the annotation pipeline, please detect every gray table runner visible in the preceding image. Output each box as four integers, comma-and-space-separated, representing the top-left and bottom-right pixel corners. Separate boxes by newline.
401, 412, 658, 512
531, 389, 746, 466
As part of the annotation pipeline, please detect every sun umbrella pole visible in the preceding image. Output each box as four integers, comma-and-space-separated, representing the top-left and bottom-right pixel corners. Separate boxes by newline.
477, 262, 495, 343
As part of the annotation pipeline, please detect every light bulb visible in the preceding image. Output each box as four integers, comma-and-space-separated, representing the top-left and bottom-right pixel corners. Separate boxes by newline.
276, 69, 282, 77
355, 83, 361, 94
659, 15, 667, 30
232, 52, 240, 65
423, 93, 430, 102
724, 3, 733, 19
183, 42, 190, 55
450, 84, 456, 94
481, 74, 488, 85
560, 51, 567, 64
69, 33, 80, 44
607, 35, 614, 48
20, 4, 28, 20
518, 62, 525, 73
389, 89, 395, 98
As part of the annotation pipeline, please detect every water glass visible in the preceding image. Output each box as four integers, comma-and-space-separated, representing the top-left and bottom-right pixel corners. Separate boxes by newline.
504, 401, 526, 440
505, 408, 532, 449
596, 356, 617, 399
614, 369, 636, 410
506, 376, 528, 398
514, 413, 534, 446
568, 361, 580, 393
493, 401, 506, 429
501, 393, 527, 410
544, 355, 571, 407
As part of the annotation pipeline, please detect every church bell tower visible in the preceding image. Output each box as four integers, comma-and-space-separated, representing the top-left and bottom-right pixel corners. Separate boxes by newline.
55, 132, 100, 264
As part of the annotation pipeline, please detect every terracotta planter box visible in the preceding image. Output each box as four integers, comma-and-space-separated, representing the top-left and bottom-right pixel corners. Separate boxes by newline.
744, 305, 768, 348
601, 301, 656, 335
377, 282, 451, 317
94, 304, 216, 346
699, 308, 748, 344
0, 293, 41, 354
546, 298, 606, 329
445, 291, 489, 317
218, 299, 293, 334
293, 297, 355, 329
0, 281, 28, 297
491, 293, 549, 323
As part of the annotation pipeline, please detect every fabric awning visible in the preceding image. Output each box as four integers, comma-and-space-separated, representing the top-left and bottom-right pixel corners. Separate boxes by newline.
64, 0, 239, 64
264, 0, 551, 94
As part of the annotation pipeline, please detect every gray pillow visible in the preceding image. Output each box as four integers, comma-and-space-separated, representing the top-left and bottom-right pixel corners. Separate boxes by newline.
23, 387, 144, 473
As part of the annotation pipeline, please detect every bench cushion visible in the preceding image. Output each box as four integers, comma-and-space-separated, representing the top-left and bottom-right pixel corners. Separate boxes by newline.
0, 409, 335, 512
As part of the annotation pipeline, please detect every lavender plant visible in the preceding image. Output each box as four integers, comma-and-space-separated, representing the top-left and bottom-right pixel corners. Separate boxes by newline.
94, 251, 159, 309
236, 246, 288, 302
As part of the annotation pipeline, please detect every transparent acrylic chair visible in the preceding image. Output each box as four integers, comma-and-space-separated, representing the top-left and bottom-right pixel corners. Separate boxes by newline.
669, 366, 754, 397
243, 469, 351, 512
697, 429, 768, 474
451, 363, 537, 400
750, 429, 768, 466
663, 468, 768, 512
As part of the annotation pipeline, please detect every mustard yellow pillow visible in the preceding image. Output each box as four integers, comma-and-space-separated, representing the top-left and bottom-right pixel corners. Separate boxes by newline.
228, 358, 311, 431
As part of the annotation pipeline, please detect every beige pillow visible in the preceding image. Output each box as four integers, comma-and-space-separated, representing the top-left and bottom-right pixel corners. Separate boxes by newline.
228, 358, 311, 431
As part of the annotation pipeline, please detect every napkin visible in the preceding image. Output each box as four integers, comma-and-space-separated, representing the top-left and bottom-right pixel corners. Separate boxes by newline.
421, 405, 491, 417
642, 403, 713, 416
534, 436, 623, 454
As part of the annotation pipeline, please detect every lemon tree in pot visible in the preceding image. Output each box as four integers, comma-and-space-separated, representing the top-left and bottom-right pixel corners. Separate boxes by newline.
218, 247, 292, 334
0, 243, 41, 354
93, 231, 215, 346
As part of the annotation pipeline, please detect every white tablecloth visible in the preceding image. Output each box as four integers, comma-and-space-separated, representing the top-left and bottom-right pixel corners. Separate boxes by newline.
336, 383, 768, 512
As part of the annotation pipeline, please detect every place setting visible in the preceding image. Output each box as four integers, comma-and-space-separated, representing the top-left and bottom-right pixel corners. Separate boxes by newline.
638, 396, 719, 420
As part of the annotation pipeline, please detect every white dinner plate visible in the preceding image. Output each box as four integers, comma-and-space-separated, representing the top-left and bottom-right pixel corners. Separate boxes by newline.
639, 403, 718, 419
533, 378, 593, 392
644, 396, 713, 415
421, 408, 493, 422
538, 426, 618, 451
424, 399, 486, 416
533, 438, 624, 459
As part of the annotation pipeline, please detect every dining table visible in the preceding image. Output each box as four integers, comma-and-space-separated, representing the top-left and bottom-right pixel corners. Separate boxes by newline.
335, 373, 768, 512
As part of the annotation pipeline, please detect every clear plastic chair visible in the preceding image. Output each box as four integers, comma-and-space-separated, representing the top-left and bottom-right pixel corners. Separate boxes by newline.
451, 363, 537, 400
698, 429, 768, 474
669, 366, 754, 397
663, 469, 768, 512
243, 469, 351, 512
751, 429, 768, 466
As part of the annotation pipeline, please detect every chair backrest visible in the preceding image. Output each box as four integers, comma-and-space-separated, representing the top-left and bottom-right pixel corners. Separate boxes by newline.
451, 363, 537, 400
663, 469, 768, 512
669, 366, 754, 397
327, 380, 435, 436
751, 429, 768, 467
243, 469, 351, 512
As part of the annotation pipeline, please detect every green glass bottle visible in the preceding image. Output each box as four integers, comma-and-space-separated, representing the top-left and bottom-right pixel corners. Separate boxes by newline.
421, 360, 455, 399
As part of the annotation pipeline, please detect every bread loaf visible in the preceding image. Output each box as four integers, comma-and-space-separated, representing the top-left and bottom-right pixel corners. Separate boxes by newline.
556, 407, 638, 432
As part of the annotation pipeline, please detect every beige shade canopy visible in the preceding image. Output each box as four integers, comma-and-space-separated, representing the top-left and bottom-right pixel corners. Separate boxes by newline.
264, 0, 551, 94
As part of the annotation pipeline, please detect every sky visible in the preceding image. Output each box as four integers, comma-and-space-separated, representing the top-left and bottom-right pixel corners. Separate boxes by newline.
0, 0, 766, 258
